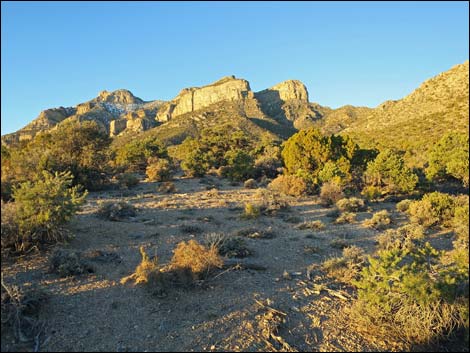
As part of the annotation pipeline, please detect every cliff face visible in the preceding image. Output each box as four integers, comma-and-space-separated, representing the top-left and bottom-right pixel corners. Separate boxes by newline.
156, 76, 253, 122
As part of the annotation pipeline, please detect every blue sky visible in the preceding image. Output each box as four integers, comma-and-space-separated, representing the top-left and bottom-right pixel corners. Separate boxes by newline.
1, 1, 469, 135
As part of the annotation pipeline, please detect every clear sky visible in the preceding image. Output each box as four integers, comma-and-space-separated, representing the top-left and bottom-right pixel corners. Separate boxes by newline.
1, 1, 469, 135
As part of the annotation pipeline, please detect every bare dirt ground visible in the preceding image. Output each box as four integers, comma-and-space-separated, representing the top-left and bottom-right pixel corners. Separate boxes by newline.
1, 176, 454, 352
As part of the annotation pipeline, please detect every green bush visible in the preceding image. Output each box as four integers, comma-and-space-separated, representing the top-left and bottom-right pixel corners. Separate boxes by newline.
241, 202, 261, 219
281, 127, 359, 185
268, 175, 308, 197
426, 132, 469, 187
364, 149, 418, 194
361, 185, 382, 201
146, 157, 173, 182
408, 192, 456, 228
351, 242, 468, 347
5, 121, 111, 191
1, 171, 87, 254
221, 150, 255, 181
114, 136, 167, 172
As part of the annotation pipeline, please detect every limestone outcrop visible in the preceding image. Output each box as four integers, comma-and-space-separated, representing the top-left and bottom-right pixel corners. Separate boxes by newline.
156, 76, 253, 122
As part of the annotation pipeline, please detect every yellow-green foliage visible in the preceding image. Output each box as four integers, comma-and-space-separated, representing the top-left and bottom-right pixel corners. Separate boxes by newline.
361, 185, 382, 201
335, 212, 357, 224
319, 181, 344, 207
268, 174, 308, 197
351, 242, 469, 347
408, 192, 456, 228
145, 157, 173, 182
281, 127, 359, 185
364, 149, 418, 194
362, 210, 392, 230
5, 121, 111, 191
336, 197, 366, 212
2, 171, 86, 253
170, 239, 223, 280
114, 136, 167, 172
396, 199, 413, 212
426, 132, 469, 187
242, 202, 261, 219
376, 223, 425, 251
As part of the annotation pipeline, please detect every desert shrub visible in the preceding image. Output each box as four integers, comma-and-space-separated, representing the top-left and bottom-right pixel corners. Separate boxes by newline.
319, 181, 344, 207
158, 181, 176, 193
205, 233, 250, 258
364, 149, 418, 194
170, 239, 223, 280
335, 212, 357, 224
330, 238, 350, 249
408, 192, 456, 228
396, 199, 413, 212
244, 178, 258, 189
296, 220, 325, 230
322, 245, 366, 283
268, 175, 308, 197
146, 157, 173, 182
180, 224, 202, 234
49, 249, 94, 277
336, 197, 366, 212
255, 189, 290, 216
242, 202, 261, 219
351, 242, 469, 348
281, 128, 359, 185
361, 185, 382, 201
450, 198, 469, 270
376, 223, 425, 251
426, 132, 469, 187
97, 201, 136, 221
116, 173, 139, 189
2, 171, 87, 254
114, 136, 168, 172
222, 150, 255, 181
362, 210, 392, 230
6, 121, 111, 191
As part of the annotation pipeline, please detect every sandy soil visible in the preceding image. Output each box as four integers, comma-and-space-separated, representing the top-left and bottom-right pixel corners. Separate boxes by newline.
1, 176, 455, 352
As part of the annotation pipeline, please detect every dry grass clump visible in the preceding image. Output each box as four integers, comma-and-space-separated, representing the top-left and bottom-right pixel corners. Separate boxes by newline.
1, 275, 48, 343
362, 210, 392, 230
121, 246, 159, 285
396, 199, 413, 212
322, 245, 366, 283
158, 181, 176, 193
268, 175, 308, 197
296, 220, 325, 230
319, 182, 344, 207
170, 240, 223, 280
49, 249, 94, 277
205, 233, 251, 258
97, 201, 136, 221
335, 212, 357, 224
244, 178, 258, 189
336, 197, 366, 212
